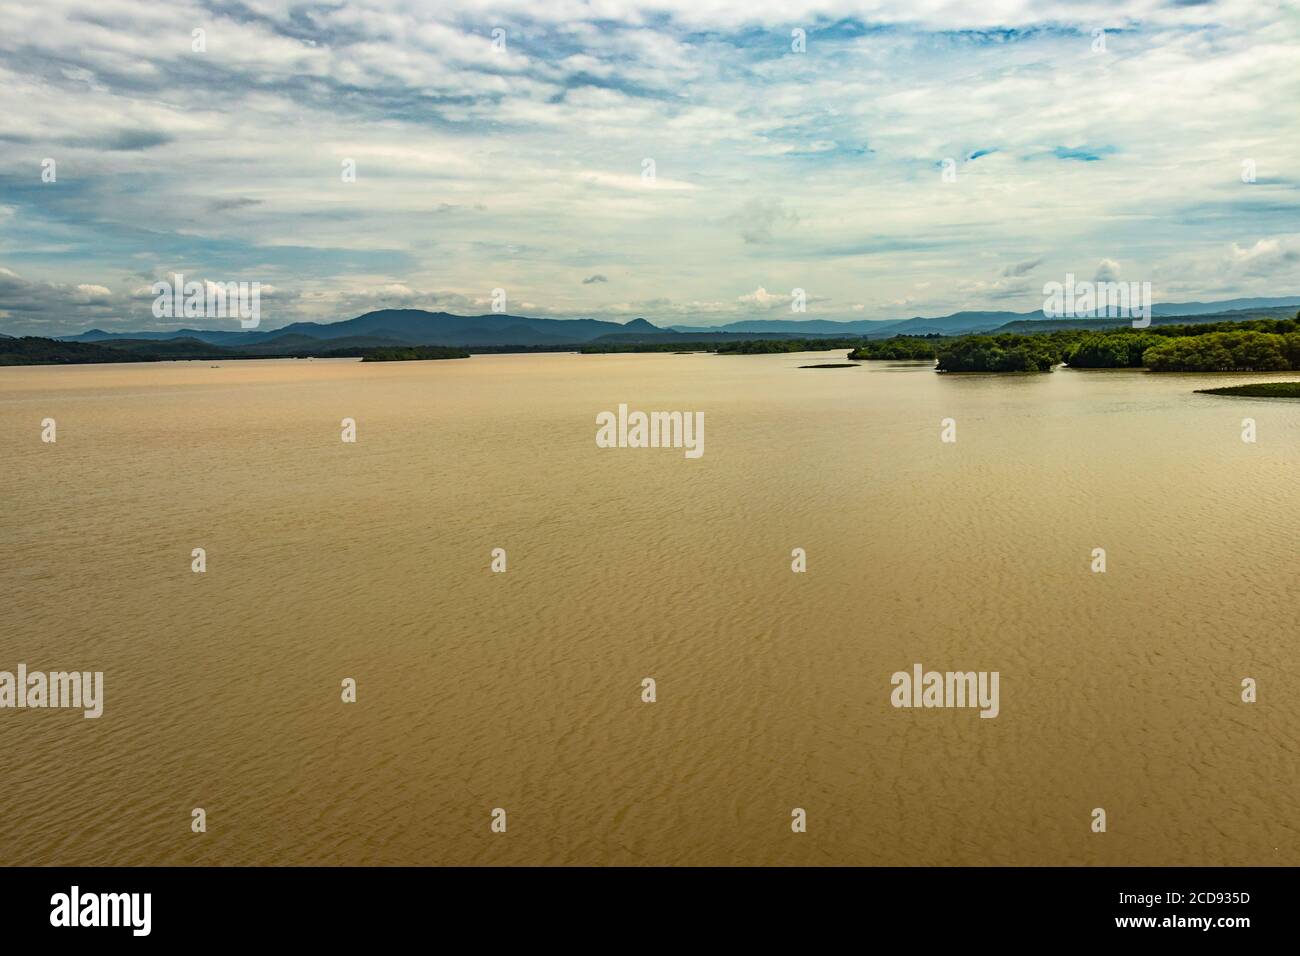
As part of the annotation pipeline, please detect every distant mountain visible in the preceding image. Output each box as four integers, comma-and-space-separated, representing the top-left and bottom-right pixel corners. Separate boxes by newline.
100, 337, 234, 358
66, 327, 261, 346
673, 298, 1300, 339
670, 319, 888, 335
61, 310, 662, 348
874, 310, 1040, 336
35, 295, 1300, 350
619, 318, 660, 333
671, 311, 1036, 338
1150, 296, 1300, 316
1, 337, 153, 365
265, 309, 652, 346
993, 305, 1300, 335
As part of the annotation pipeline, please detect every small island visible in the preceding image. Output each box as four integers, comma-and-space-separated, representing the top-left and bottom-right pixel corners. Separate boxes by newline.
1195, 382, 1300, 398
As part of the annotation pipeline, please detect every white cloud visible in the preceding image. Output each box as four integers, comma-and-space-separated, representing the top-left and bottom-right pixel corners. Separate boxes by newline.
1094, 259, 1121, 282
0, 0, 1296, 331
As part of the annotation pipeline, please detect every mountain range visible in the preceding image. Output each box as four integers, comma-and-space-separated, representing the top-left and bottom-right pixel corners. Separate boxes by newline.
40, 295, 1300, 350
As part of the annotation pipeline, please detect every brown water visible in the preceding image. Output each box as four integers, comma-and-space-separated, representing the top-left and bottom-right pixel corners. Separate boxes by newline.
1, 352, 1297, 866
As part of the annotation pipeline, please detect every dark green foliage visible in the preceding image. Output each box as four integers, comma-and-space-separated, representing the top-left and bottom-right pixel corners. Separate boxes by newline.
1065, 332, 1162, 368
580, 341, 723, 353
1142, 331, 1293, 372
847, 336, 939, 360
935, 335, 1061, 372
934, 314, 1300, 373
0, 336, 472, 366
359, 346, 471, 361
582, 337, 874, 354
1196, 381, 1300, 397
714, 337, 877, 354
0, 337, 148, 365
7, 312, 1299, 371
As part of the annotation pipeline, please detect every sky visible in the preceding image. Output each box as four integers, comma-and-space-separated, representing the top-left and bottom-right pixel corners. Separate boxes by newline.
0, 0, 1298, 335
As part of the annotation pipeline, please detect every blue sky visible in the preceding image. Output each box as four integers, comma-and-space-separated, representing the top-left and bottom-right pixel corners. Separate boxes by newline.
0, 0, 1297, 334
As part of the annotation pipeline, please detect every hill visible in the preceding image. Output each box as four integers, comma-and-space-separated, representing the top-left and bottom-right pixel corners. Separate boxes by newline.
1, 337, 152, 365
14, 294, 1300, 357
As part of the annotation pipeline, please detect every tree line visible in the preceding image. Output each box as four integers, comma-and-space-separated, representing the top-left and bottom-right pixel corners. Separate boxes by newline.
930, 316, 1300, 372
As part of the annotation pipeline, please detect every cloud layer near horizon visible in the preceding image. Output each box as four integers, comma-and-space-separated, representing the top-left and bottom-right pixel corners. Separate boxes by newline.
1, 0, 1298, 334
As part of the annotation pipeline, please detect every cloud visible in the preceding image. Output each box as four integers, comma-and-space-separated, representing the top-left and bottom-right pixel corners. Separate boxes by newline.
737, 287, 789, 310
0, 268, 134, 334
0, 0, 1294, 332
208, 198, 263, 214
1002, 257, 1044, 278
1049, 145, 1118, 163
580, 170, 698, 192
96, 129, 172, 151
734, 285, 829, 310
1225, 239, 1300, 277
73, 283, 112, 302
1094, 259, 1122, 281
729, 198, 799, 245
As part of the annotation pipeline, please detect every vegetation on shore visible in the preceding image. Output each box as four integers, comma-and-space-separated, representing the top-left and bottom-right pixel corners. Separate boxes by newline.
586, 314, 1300, 373
1195, 382, 1300, 398
716, 338, 860, 354
846, 336, 940, 360
0, 336, 472, 366
7, 313, 1299, 373
580, 340, 715, 353
359, 346, 470, 361
1141, 330, 1300, 371
933, 315, 1300, 373
580, 337, 872, 354
0, 337, 146, 365
935, 335, 1059, 372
